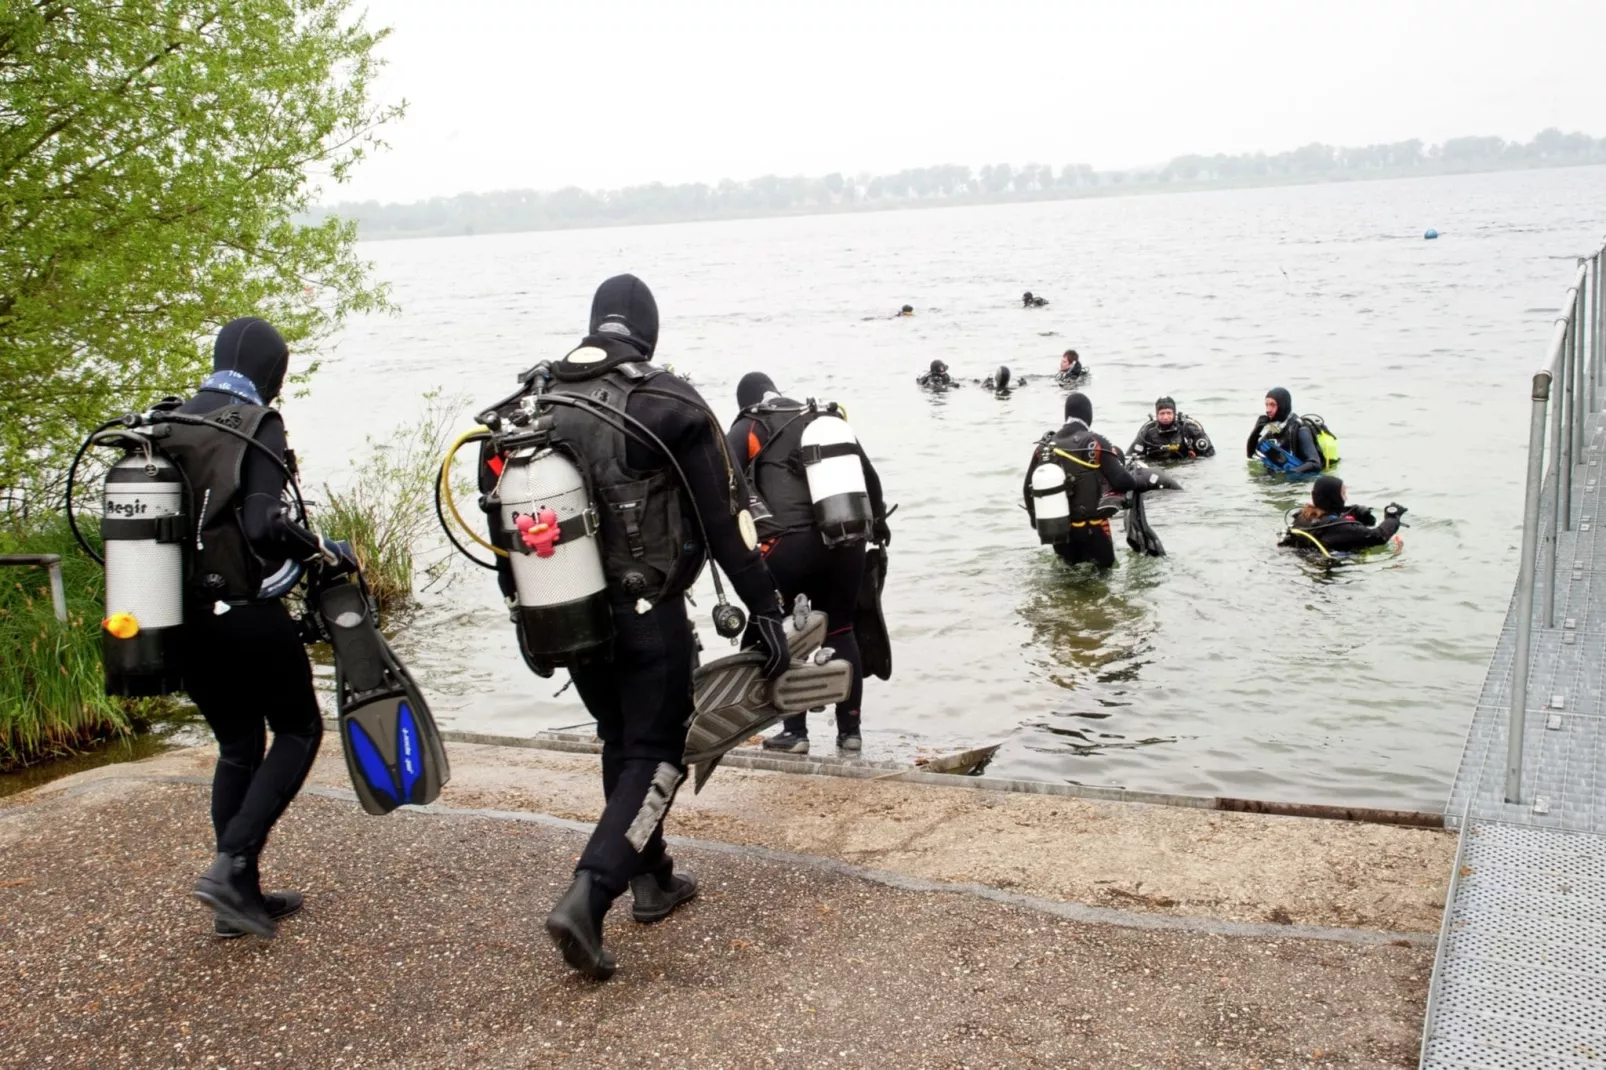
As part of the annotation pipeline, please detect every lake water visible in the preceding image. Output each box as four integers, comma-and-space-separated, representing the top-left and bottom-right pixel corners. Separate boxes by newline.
292, 166, 1606, 811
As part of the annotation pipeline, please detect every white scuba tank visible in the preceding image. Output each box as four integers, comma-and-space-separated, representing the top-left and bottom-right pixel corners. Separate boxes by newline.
101, 447, 186, 696
493, 447, 613, 661
1030, 464, 1071, 544
799, 410, 873, 546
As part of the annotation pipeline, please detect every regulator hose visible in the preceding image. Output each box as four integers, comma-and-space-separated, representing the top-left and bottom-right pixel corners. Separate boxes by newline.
436, 427, 500, 570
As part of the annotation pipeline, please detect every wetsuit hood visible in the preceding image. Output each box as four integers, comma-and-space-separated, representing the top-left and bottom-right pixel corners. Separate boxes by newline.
995, 365, 1011, 391
1064, 391, 1093, 425
588, 274, 658, 357
737, 372, 778, 410
210, 317, 288, 404
1266, 387, 1292, 422
1313, 474, 1346, 514
929, 359, 947, 375
1155, 396, 1176, 413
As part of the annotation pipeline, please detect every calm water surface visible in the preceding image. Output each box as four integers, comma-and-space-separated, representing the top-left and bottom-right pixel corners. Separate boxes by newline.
291, 166, 1606, 810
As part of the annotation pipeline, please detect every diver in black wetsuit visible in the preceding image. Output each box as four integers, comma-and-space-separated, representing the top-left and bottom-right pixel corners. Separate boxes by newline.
167, 318, 358, 940
1129, 396, 1215, 461
1281, 475, 1406, 557
1022, 392, 1148, 570
726, 373, 890, 755
1023, 291, 1049, 308
1055, 350, 1085, 384
478, 276, 791, 981
982, 365, 1023, 394
1247, 387, 1324, 474
917, 359, 957, 389
897, 305, 914, 317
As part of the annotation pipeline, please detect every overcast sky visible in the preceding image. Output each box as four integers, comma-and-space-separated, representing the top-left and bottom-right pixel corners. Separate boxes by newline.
334, 0, 1606, 204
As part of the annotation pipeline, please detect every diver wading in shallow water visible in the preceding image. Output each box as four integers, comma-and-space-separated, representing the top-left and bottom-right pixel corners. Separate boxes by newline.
727, 373, 891, 755
1247, 387, 1338, 474
1129, 396, 1214, 461
1281, 475, 1406, 558
472, 275, 794, 981
1022, 291, 1049, 307
1023, 393, 1178, 569
917, 358, 957, 390
981, 365, 1026, 395
1055, 350, 1086, 384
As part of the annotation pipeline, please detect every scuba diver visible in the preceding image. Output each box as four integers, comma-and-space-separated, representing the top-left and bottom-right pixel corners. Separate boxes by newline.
727, 373, 890, 755
916, 359, 958, 390
164, 319, 356, 939
1281, 475, 1406, 557
897, 305, 915, 317
1247, 387, 1337, 474
1022, 291, 1049, 308
1055, 350, 1085, 384
475, 275, 792, 981
1129, 396, 1215, 461
1023, 392, 1176, 569
981, 365, 1025, 395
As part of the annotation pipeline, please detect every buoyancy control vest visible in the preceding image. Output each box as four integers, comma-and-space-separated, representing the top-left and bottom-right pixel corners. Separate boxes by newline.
1135, 415, 1207, 458
1034, 423, 1122, 530
741, 399, 873, 546
487, 362, 702, 610
1257, 414, 1339, 470
154, 404, 275, 603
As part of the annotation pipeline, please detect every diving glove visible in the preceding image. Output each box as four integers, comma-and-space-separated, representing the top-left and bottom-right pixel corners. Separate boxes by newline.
1384, 503, 1408, 520
315, 536, 359, 576
749, 612, 792, 680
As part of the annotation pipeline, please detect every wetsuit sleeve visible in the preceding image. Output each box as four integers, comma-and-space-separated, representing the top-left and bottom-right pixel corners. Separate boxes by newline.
725, 418, 757, 468
1098, 442, 1141, 492
1322, 516, 1400, 552
637, 389, 779, 616
1188, 421, 1216, 457
238, 413, 323, 562
1291, 425, 1322, 474
861, 453, 887, 519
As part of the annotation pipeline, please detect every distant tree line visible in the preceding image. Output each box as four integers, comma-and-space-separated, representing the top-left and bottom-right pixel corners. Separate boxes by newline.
328, 129, 1606, 240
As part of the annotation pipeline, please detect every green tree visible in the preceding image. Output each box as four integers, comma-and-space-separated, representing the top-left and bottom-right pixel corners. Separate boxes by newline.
0, 0, 401, 511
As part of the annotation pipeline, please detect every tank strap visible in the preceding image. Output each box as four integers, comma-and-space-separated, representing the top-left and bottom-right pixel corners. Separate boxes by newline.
799, 441, 860, 465
99, 515, 187, 543
508, 509, 600, 554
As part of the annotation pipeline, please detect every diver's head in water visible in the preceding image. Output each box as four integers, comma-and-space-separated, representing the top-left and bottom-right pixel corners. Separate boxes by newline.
736, 371, 779, 410
211, 317, 289, 404
994, 365, 1012, 392
1312, 474, 1347, 515
929, 358, 948, 376
1155, 396, 1177, 428
589, 274, 659, 357
1023, 291, 1034, 304
1060, 349, 1079, 372
899, 304, 914, 316
1064, 391, 1093, 426
1265, 387, 1292, 421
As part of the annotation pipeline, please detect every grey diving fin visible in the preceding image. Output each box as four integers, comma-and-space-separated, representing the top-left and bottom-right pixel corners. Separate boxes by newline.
684, 595, 853, 791
319, 578, 450, 815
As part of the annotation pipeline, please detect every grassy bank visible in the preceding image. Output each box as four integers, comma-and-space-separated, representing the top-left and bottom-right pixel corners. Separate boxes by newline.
0, 518, 143, 768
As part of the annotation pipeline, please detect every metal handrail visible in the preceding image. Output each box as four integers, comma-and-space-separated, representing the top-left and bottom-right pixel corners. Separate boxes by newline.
0, 553, 69, 622
1508, 245, 1604, 803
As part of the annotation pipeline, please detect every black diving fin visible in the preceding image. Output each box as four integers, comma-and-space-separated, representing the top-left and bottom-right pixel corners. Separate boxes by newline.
684, 595, 853, 792
318, 577, 450, 815
1123, 489, 1167, 557
854, 542, 892, 681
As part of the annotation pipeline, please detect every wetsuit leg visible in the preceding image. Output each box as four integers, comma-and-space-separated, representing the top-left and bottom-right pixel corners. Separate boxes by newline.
758, 534, 866, 736
569, 597, 695, 899
1052, 523, 1116, 570
182, 600, 323, 858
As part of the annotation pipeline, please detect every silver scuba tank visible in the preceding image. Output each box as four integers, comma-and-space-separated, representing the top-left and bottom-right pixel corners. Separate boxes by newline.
100, 444, 186, 696
490, 445, 613, 662
798, 408, 873, 546
1030, 463, 1071, 543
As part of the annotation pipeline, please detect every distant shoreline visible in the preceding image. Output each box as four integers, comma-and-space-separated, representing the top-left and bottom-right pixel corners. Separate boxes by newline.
330, 158, 1606, 244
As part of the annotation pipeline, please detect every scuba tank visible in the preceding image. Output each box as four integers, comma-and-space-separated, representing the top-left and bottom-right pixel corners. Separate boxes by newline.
487, 432, 613, 664
798, 408, 874, 546
1029, 463, 1071, 543
99, 441, 187, 696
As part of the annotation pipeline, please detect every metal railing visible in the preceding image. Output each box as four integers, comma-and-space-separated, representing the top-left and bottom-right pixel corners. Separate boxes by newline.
0, 553, 69, 622
1507, 240, 1606, 803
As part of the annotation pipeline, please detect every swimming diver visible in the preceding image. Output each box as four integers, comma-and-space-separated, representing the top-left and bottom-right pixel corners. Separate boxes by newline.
897, 304, 915, 317
1129, 396, 1215, 461
1023, 291, 1049, 308
727, 373, 891, 754
1247, 387, 1332, 474
1055, 350, 1085, 384
168, 319, 358, 939
476, 275, 792, 981
1281, 475, 1406, 557
981, 365, 1025, 395
917, 359, 958, 390
1023, 392, 1175, 569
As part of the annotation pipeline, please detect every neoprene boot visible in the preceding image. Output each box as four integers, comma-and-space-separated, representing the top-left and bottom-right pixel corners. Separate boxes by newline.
545, 871, 617, 981
193, 853, 276, 939
214, 856, 303, 938
630, 868, 699, 923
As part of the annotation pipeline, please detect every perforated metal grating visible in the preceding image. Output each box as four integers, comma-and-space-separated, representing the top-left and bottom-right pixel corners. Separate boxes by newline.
1425, 418, 1606, 1068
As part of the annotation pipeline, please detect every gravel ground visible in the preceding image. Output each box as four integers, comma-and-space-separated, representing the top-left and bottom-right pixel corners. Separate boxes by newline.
0, 775, 1431, 1069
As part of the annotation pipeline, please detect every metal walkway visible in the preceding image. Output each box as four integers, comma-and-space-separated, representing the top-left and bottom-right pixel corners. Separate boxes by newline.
1422, 247, 1606, 1070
